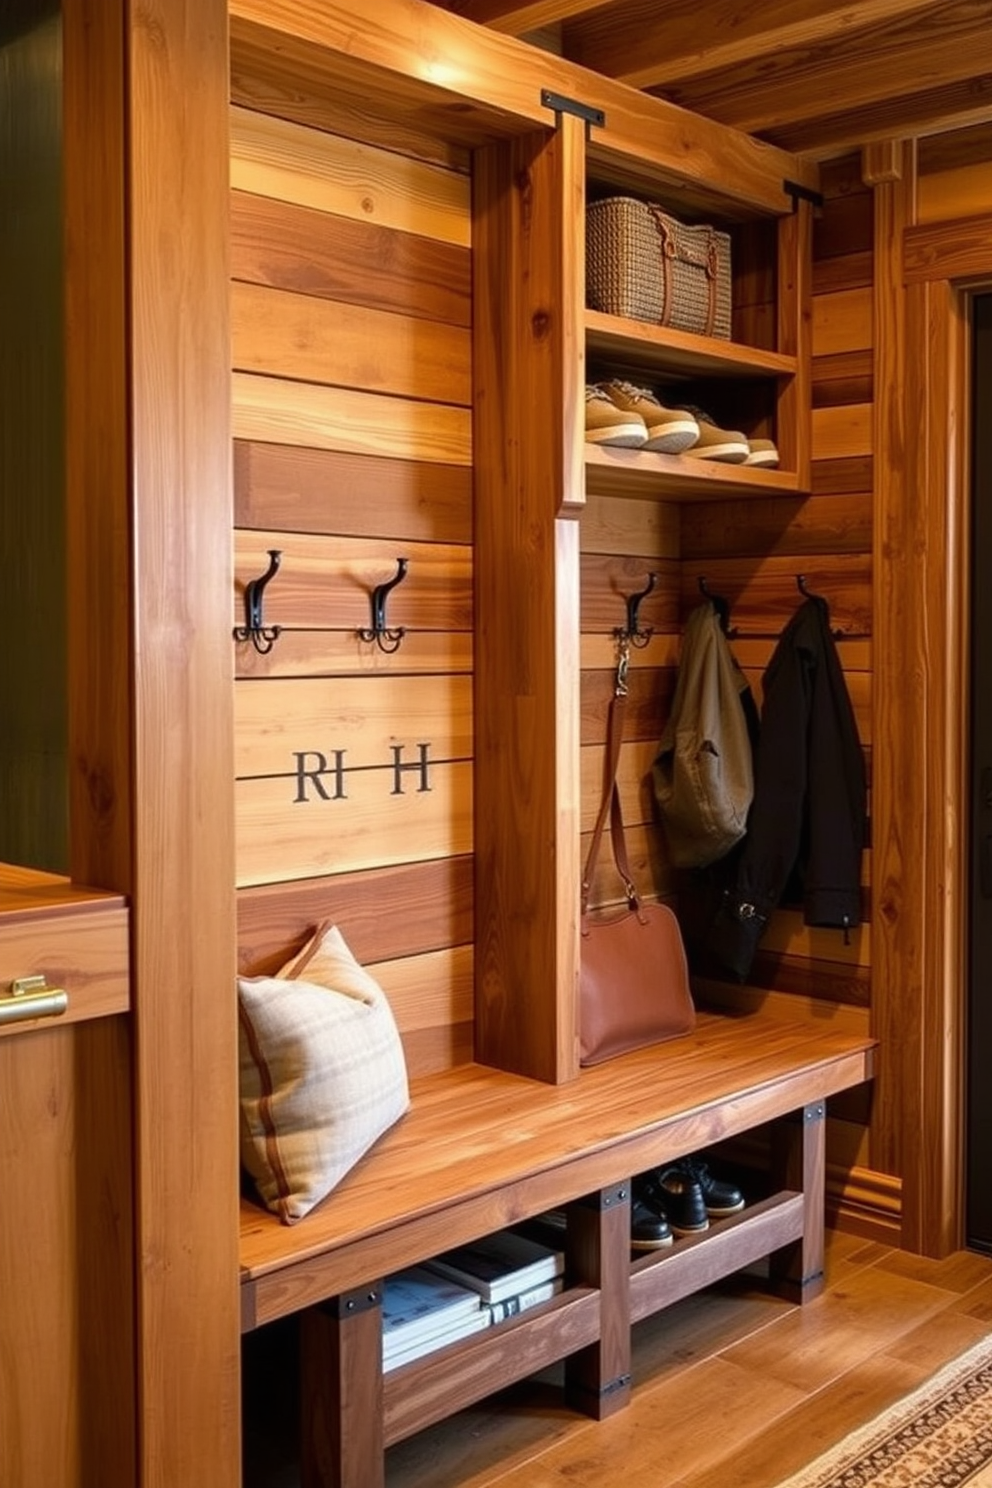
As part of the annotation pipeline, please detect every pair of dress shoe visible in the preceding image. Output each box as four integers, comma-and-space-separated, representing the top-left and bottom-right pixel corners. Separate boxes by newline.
631, 1158, 745, 1249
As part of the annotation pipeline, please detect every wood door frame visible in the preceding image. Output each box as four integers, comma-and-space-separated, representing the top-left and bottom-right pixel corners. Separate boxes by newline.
874, 181, 990, 1255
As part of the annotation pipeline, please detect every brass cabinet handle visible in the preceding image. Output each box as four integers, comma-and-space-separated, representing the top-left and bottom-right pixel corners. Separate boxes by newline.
0, 975, 69, 1027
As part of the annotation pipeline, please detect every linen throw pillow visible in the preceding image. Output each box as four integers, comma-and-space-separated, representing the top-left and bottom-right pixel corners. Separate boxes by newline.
237, 920, 410, 1224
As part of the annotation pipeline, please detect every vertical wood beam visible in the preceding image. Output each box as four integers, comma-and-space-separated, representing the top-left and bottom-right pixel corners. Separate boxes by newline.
473, 113, 585, 1083
769, 1102, 826, 1301
900, 275, 968, 1256
301, 1292, 385, 1488
127, 0, 241, 1481
776, 198, 813, 491
564, 1186, 632, 1418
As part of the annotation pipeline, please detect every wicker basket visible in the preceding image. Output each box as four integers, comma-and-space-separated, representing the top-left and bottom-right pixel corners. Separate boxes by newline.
586, 196, 732, 339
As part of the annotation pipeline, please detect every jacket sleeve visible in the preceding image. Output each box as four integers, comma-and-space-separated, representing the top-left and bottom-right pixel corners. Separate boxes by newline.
708, 615, 814, 979
804, 620, 866, 930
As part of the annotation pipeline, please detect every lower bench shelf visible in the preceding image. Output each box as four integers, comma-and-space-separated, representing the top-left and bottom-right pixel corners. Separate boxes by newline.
240, 1013, 875, 1487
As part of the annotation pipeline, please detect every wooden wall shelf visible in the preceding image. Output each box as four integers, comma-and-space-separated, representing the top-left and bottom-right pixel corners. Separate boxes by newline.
584, 444, 805, 501
586, 310, 798, 381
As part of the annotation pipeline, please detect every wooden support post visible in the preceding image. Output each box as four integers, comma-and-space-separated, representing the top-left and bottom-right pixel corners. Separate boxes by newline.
769, 1102, 827, 1303
300, 1285, 385, 1488
564, 1184, 632, 1419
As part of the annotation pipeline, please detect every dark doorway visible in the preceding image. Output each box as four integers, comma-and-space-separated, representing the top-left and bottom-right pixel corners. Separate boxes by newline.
968, 292, 992, 1253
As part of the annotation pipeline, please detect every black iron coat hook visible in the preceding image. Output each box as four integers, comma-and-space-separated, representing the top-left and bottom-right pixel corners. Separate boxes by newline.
796, 573, 845, 638
614, 571, 658, 648
359, 558, 408, 654
234, 549, 282, 655
698, 575, 736, 637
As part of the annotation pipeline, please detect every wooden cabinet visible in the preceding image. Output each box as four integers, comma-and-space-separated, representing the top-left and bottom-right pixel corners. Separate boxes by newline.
0, 868, 133, 1488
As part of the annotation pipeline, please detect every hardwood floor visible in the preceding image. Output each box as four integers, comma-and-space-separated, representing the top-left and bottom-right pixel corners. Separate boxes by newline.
241, 1231, 992, 1488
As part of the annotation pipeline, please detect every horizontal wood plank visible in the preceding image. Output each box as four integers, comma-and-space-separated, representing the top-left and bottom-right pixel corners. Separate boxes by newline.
234, 674, 472, 778
812, 404, 873, 461
917, 160, 992, 225
235, 760, 472, 886
677, 554, 872, 637
230, 190, 472, 326
234, 628, 473, 679
904, 211, 992, 284
234, 531, 472, 632
230, 280, 472, 405
681, 491, 872, 560
580, 737, 659, 834
580, 492, 680, 561
812, 287, 873, 357
580, 667, 675, 746
236, 856, 474, 975
232, 372, 473, 464
580, 555, 680, 633
230, 105, 471, 246
234, 441, 473, 545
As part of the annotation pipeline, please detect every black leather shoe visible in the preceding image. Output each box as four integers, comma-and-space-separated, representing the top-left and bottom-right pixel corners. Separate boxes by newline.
629, 1184, 673, 1250
678, 1157, 745, 1217
650, 1168, 709, 1236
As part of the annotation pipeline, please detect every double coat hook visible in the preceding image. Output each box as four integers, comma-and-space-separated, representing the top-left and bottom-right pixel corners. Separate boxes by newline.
234, 549, 282, 655
359, 558, 409, 654
614, 572, 658, 648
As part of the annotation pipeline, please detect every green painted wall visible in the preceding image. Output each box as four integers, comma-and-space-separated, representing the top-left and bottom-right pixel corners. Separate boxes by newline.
0, 1, 68, 871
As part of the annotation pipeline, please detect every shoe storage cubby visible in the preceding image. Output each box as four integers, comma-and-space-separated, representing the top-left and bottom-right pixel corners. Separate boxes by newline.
583, 193, 812, 503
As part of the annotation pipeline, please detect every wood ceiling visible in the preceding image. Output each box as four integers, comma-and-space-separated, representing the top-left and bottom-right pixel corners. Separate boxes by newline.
428, 0, 992, 158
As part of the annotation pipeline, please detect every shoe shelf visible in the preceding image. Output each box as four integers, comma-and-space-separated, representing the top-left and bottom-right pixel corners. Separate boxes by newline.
585, 444, 803, 502
585, 310, 797, 383
629, 1190, 804, 1324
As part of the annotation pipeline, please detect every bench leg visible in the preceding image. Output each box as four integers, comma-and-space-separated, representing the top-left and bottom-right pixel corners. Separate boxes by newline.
769, 1101, 827, 1304
300, 1285, 385, 1488
564, 1183, 632, 1420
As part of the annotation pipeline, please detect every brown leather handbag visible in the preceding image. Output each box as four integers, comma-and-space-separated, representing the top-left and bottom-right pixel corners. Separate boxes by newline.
580, 686, 696, 1067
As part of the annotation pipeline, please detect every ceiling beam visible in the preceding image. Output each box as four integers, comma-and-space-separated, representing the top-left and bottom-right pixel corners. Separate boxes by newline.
652, 5, 992, 134
764, 74, 992, 159
435, 0, 608, 35
561, 0, 949, 91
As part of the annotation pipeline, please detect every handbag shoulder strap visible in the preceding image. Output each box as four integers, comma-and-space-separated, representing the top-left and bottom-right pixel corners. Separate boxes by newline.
581, 688, 638, 916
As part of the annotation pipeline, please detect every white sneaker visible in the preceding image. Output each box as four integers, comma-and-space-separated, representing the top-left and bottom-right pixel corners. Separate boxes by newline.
598, 379, 700, 454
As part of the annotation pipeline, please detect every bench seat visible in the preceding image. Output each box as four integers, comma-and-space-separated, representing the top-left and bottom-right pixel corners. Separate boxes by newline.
239, 1008, 874, 1486
240, 1009, 875, 1327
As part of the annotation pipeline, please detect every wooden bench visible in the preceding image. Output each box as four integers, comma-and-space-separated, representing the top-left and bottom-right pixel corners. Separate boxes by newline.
239, 1008, 875, 1488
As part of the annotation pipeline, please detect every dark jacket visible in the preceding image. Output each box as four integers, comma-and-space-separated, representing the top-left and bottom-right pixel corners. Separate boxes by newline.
708, 596, 866, 980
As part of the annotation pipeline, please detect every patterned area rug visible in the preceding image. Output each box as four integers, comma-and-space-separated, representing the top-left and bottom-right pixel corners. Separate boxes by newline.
774, 1336, 992, 1488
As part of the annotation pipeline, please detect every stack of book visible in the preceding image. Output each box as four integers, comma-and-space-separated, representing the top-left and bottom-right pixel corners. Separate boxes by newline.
381, 1228, 565, 1372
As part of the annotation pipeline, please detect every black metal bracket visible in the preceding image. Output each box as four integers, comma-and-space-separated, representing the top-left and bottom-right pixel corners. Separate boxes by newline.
541, 88, 605, 131
614, 572, 658, 648
233, 549, 282, 655
575, 1183, 631, 1212
359, 557, 408, 654
783, 178, 825, 213
324, 1284, 383, 1320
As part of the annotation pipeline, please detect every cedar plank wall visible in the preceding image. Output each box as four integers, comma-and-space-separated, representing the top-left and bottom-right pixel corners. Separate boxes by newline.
683, 162, 882, 1236
229, 105, 475, 1077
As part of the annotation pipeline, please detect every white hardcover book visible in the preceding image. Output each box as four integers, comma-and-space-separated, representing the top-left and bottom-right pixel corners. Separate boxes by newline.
381, 1265, 483, 1359
423, 1229, 564, 1305
483, 1276, 564, 1324
383, 1308, 490, 1372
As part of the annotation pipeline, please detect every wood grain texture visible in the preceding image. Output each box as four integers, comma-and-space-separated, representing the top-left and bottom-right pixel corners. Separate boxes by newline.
234, 530, 472, 632
580, 554, 680, 634
128, 2, 241, 1483
917, 159, 992, 224
234, 673, 472, 779
813, 287, 873, 356
232, 372, 472, 464
236, 856, 474, 975
812, 403, 873, 460
776, 200, 813, 488
228, 0, 819, 214
904, 211, 992, 284
234, 628, 474, 680
230, 189, 472, 326
236, 759, 472, 887
473, 122, 584, 1083
234, 441, 472, 545
239, 1011, 875, 1314
230, 105, 472, 246
230, 280, 472, 406
675, 554, 873, 637
0, 900, 129, 1037
681, 491, 873, 560
581, 491, 680, 560
0, 1018, 134, 1488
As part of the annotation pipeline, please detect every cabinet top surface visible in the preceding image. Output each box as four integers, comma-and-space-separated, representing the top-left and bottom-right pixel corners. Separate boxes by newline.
0, 863, 126, 918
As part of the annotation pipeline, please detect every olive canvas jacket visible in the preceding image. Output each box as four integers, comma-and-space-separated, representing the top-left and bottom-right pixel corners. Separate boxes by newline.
652, 600, 755, 869
708, 595, 867, 981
